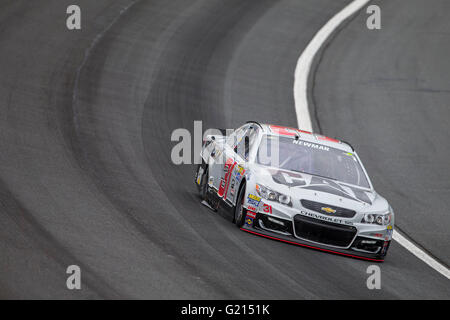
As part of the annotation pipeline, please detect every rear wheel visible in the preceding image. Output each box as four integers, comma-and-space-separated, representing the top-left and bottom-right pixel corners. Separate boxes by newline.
234, 183, 246, 227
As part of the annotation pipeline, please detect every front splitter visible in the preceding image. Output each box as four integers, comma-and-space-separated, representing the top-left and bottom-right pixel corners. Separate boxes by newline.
240, 224, 385, 262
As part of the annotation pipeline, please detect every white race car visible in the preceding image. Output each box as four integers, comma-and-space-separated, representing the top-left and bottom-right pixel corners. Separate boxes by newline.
195, 122, 394, 261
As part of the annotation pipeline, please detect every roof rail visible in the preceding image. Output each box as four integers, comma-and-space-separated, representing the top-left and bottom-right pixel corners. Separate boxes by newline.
340, 140, 355, 151
246, 121, 263, 129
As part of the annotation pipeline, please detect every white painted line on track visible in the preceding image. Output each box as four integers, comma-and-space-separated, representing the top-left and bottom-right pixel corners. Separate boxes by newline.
393, 230, 450, 279
294, 0, 370, 132
293, 0, 449, 279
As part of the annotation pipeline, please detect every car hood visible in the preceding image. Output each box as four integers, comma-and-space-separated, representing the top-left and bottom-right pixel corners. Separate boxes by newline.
250, 165, 388, 213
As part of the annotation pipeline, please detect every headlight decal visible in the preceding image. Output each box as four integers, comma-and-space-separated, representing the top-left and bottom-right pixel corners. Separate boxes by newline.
256, 184, 292, 207
362, 212, 392, 226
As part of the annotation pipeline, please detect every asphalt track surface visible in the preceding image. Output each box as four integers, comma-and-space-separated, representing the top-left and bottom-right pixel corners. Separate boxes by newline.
0, 0, 448, 299
313, 0, 450, 267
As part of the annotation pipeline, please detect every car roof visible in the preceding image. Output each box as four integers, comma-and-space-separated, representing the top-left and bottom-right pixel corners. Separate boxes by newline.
249, 122, 354, 153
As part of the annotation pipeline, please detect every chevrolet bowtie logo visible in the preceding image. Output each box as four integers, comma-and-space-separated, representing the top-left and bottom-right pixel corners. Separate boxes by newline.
321, 207, 336, 214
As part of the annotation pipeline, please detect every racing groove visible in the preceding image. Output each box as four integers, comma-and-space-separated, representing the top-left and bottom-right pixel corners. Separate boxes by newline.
0, 0, 448, 298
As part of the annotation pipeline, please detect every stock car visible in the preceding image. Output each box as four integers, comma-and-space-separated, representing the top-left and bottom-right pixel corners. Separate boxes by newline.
195, 122, 394, 261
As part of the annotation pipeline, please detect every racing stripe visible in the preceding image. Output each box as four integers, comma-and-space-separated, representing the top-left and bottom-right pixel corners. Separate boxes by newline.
223, 161, 237, 201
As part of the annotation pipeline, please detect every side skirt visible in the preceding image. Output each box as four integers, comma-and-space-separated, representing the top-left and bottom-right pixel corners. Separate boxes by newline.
205, 185, 235, 221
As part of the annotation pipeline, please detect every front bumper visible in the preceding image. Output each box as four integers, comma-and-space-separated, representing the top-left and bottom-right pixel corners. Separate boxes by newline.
242, 211, 390, 262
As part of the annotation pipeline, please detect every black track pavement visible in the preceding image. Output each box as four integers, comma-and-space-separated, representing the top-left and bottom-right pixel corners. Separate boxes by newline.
313, 0, 450, 267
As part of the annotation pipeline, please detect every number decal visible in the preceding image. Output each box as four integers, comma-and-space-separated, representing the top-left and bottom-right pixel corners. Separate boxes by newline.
263, 204, 272, 214
218, 158, 236, 200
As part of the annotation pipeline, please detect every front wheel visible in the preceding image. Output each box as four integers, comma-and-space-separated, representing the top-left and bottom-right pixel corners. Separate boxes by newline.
234, 183, 246, 227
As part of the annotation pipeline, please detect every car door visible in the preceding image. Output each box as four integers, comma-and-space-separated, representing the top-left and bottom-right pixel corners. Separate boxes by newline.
207, 134, 229, 193
215, 124, 250, 202
225, 124, 260, 205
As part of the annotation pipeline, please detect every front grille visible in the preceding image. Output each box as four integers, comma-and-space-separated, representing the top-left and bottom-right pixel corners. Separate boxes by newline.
300, 199, 356, 218
293, 215, 357, 247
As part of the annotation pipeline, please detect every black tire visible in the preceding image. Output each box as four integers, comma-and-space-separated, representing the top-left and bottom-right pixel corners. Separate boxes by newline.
195, 165, 208, 200
195, 164, 202, 187
234, 183, 246, 227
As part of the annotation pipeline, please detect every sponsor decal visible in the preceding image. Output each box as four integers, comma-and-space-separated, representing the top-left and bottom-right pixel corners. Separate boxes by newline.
245, 217, 254, 226
247, 199, 260, 206
247, 194, 261, 207
247, 205, 257, 212
321, 207, 336, 214
230, 179, 236, 195
248, 194, 261, 202
299, 183, 371, 210
298, 210, 353, 226
302, 176, 372, 205
196, 167, 204, 185
246, 211, 256, 219
345, 152, 357, 162
219, 158, 236, 200
292, 139, 330, 151
235, 165, 245, 182
263, 204, 272, 214
270, 169, 306, 187
381, 241, 389, 255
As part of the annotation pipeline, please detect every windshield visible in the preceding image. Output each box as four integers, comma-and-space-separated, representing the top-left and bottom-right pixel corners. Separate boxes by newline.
256, 135, 370, 188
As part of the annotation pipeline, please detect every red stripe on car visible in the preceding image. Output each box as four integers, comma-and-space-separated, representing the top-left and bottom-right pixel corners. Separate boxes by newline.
240, 228, 384, 262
